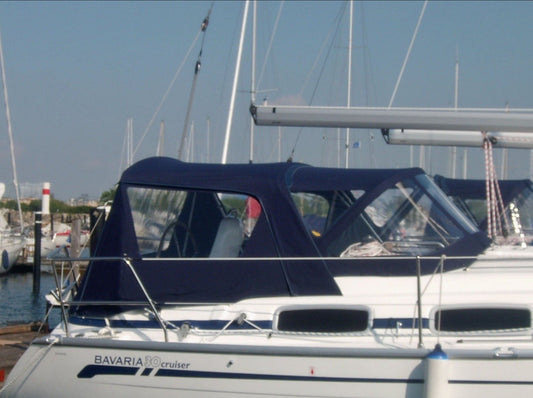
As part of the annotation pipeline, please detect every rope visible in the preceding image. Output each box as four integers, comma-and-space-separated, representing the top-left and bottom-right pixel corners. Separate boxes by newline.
488, 140, 498, 236
0, 338, 57, 394
484, 136, 493, 238
482, 132, 494, 238
483, 134, 510, 239
493, 164, 511, 236
132, 4, 213, 158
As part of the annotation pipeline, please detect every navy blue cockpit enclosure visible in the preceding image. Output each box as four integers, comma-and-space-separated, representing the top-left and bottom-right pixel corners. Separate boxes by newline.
435, 175, 533, 234
74, 157, 490, 314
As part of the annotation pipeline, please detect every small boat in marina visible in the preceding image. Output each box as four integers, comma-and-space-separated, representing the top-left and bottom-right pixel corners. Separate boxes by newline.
39, 223, 90, 258
3, 154, 533, 397
0, 23, 27, 275
0, 219, 25, 274
0, 184, 25, 275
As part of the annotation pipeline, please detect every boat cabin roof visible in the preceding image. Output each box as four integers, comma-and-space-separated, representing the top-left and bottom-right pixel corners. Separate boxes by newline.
75, 157, 489, 310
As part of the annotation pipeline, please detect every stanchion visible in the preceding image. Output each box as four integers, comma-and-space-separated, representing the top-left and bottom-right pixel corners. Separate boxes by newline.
33, 211, 42, 293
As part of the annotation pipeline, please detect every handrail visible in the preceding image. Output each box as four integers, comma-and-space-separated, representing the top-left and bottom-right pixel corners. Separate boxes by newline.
51, 256, 169, 342
416, 256, 423, 348
47, 252, 526, 342
122, 257, 168, 342
51, 260, 70, 337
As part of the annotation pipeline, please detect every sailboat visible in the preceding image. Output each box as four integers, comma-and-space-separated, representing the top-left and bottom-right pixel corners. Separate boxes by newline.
0, 25, 26, 274
3, 105, 533, 396
0, 183, 25, 274
6, 3, 533, 397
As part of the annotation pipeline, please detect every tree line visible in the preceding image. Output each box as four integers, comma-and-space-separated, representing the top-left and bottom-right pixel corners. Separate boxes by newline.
0, 188, 116, 214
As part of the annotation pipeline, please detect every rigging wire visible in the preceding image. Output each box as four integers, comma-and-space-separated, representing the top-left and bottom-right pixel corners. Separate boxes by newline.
0, 23, 24, 231
388, 0, 428, 108
359, 2, 378, 168
287, 3, 347, 162
256, 1, 284, 92
132, 4, 213, 159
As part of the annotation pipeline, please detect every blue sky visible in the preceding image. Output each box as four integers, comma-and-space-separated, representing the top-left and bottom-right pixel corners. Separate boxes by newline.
0, 1, 532, 200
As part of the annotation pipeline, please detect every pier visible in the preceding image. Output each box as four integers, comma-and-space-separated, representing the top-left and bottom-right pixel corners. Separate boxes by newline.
0, 322, 47, 388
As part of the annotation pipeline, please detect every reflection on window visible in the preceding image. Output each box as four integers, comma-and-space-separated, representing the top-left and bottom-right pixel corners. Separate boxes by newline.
127, 187, 187, 255
337, 180, 464, 257
292, 175, 470, 258
127, 187, 263, 258
291, 190, 365, 238
460, 198, 486, 226
454, 185, 533, 239
291, 193, 330, 237
514, 188, 533, 234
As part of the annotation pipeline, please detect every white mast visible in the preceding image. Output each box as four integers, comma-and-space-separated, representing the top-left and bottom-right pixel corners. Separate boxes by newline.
463, 149, 468, 178
345, 0, 353, 168
337, 128, 341, 167
0, 25, 23, 232
189, 121, 195, 162
206, 116, 210, 163
502, 102, 509, 179
127, 118, 134, 167
454, 49, 459, 110
222, 0, 250, 164
249, 0, 256, 164
451, 49, 459, 178
157, 120, 165, 157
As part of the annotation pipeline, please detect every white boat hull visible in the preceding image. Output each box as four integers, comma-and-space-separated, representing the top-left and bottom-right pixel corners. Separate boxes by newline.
4, 337, 533, 398
0, 234, 25, 274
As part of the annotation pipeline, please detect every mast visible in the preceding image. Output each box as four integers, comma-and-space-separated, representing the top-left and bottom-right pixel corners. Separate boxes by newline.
463, 149, 468, 178
157, 120, 165, 157
249, 0, 256, 164
451, 49, 459, 178
222, 0, 250, 164
178, 9, 211, 160
206, 116, 210, 163
178, 59, 200, 160
127, 118, 133, 167
502, 102, 509, 178
189, 121, 195, 162
345, 0, 353, 168
278, 126, 281, 162
0, 24, 23, 231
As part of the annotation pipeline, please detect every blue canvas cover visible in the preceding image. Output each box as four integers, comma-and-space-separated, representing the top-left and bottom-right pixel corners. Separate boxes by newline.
74, 158, 490, 312
434, 175, 532, 204
434, 175, 533, 232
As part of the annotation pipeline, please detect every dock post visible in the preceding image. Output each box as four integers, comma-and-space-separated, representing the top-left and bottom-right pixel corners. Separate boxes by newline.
33, 211, 42, 293
71, 218, 81, 258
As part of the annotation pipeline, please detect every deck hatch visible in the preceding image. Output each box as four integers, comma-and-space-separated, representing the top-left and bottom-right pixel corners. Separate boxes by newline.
275, 306, 370, 333
433, 306, 531, 332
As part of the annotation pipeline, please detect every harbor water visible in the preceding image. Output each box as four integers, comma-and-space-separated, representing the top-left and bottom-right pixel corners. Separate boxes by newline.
0, 271, 61, 328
